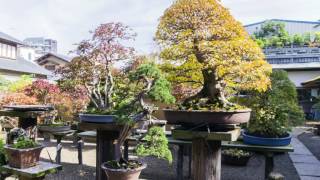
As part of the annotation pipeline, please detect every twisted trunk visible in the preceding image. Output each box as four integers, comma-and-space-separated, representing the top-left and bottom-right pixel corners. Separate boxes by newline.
184, 40, 233, 107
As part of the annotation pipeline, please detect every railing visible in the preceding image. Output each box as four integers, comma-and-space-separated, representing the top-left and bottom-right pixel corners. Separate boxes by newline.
263, 47, 320, 64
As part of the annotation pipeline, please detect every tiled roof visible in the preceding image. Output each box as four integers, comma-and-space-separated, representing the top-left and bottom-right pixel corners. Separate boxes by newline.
36, 52, 72, 63
0, 56, 52, 76
0, 31, 24, 45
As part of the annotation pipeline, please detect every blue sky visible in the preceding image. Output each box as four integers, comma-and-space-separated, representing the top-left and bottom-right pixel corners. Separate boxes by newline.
0, 0, 319, 55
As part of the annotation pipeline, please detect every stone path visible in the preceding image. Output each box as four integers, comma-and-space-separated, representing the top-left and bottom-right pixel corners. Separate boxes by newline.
289, 128, 320, 180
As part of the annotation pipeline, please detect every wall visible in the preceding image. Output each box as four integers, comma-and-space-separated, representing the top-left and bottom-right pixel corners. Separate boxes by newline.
286, 70, 320, 87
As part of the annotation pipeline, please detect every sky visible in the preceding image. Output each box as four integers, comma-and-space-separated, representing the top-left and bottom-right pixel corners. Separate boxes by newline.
0, 0, 319, 55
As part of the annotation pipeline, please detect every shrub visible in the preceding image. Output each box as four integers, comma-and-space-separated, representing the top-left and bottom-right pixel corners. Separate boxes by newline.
0, 93, 38, 107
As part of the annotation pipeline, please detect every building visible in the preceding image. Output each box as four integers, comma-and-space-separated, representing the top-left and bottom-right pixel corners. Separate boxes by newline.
245, 19, 320, 116
0, 31, 51, 81
35, 52, 71, 72
23, 37, 57, 59
245, 19, 320, 36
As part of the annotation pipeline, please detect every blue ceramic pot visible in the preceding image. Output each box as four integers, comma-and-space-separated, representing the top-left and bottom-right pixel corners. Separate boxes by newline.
79, 114, 115, 123
242, 131, 291, 146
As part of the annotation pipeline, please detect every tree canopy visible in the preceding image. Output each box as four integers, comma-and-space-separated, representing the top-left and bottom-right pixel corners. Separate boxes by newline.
156, 0, 271, 108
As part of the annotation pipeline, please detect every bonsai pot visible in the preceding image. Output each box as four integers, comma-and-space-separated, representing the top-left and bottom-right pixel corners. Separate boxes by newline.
242, 131, 292, 146
222, 153, 252, 166
79, 114, 116, 123
163, 109, 251, 126
38, 124, 71, 133
101, 162, 147, 180
4, 145, 44, 168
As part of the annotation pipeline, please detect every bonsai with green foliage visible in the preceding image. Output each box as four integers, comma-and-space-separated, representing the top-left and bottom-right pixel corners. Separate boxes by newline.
104, 61, 175, 169
245, 70, 304, 137
12, 137, 39, 149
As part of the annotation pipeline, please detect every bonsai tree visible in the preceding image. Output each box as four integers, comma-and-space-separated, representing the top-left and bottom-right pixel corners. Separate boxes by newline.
156, 0, 271, 110
246, 70, 305, 137
57, 22, 136, 113
103, 62, 175, 170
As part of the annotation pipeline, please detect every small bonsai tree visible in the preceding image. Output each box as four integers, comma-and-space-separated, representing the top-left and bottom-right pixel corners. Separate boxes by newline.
156, 0, 271, 110
57, 22, 136, 113
107, 62, 175, 167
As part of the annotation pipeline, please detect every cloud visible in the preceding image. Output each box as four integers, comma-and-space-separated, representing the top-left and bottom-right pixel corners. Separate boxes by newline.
0, 0, 319, 55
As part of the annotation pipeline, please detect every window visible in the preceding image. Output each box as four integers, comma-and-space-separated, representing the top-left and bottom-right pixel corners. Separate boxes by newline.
45, 65, 56, 71
0, 42, 16, 59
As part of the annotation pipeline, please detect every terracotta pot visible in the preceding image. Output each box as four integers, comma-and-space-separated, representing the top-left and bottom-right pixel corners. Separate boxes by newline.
163, 109, 251, 126
4, 145, 44, 168
101, 162, 147, 180
38, 125, 71, 133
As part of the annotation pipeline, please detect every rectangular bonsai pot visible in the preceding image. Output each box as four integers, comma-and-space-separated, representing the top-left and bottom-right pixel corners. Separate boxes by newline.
4, 145, 44, 169
79, 114, 116, 123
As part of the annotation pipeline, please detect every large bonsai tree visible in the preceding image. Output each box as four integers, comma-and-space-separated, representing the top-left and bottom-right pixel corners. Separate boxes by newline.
156, 0, 271, 109
58, 22, 136, 112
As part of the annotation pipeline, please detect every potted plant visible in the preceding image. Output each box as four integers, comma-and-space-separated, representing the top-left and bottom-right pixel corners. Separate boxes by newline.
57, 22, 136, 123
4, 135, 43, 168
98, 61, 175, 180
242, 70, 304, 146
222, 148, 252, 166
155, 0, 271, 126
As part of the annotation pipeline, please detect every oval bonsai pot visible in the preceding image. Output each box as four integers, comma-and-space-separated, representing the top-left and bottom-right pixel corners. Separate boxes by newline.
79, 114, 116, 123
242, 131, 292, 146
222, 153, 252, 166
4, 145, 44, 168
38, 124, 71, 133
101, 162, 147, 180
163, 109, 251, 126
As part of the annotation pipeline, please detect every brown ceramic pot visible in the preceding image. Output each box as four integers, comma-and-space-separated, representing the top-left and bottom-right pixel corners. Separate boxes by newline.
38, 125, 71, 133
4, 145, 44, 168
163, 109, 251, 126
101, 162, 147, 180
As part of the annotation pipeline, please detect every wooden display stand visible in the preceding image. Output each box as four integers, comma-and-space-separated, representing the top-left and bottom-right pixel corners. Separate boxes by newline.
172, 127, 240, 180
79, 122, 123, 180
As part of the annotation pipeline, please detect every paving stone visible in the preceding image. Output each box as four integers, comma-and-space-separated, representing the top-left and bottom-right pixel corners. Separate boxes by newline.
294, 163, 320, 176
289, 154, 320, 164
300, 175, 320, 180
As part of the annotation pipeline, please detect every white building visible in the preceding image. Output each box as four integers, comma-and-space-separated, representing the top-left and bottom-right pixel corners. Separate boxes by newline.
0, 31, 51, 81
245, 19, 320, 36
23, 37, 57, 59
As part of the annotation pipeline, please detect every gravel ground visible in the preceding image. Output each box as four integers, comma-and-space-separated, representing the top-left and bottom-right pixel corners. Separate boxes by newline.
298, 130, 320, 161
5, 140, 300, 180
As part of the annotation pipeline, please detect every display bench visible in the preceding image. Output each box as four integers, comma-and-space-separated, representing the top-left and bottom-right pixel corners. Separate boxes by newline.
1, 161, 62, 180
79, 122, 123, 180
172, 126, 241, 180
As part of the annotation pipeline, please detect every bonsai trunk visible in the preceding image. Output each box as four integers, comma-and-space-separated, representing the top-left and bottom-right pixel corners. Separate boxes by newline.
183, 69, 233, 108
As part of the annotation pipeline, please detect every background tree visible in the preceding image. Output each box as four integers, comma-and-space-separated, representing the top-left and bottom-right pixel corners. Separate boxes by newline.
253, 21, 291, 48
156, 0, 271, 108
58, 22, 136, 112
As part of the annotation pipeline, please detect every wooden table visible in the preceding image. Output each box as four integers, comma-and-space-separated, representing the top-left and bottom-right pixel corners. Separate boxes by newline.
1, 161, 62, 180
79, 122, 123, 180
